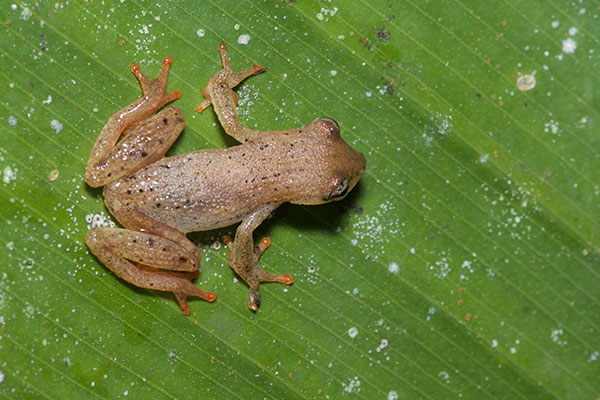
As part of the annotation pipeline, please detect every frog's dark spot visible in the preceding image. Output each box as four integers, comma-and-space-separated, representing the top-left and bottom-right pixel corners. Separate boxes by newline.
163, 118, 168, 125
162, 247, 167, 252
138, 189, 144, 193
156, 203, 161, 208
179, 256, 187, 263
108, 172, 112, 177
141, 151, 148, 157
148, 238, 154, 247
126, 190, 132, 195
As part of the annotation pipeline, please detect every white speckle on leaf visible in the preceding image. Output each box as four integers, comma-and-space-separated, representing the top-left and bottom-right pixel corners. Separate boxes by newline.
48, 169, 59, 181
342, 376, 361, 393
544, 120, 559, 134
196, 29, 205, 38
388, 262, 399, 274
21, 7, 32, 20
8, 115, 17, 126
2, 166, 17, 184
551, 328, 567, 346
347, 327, 358, 339
551, 21, 559, 29
42, 95, 53, 104
0, 371, 4, 383
568, 27, 578, 36
376, 338, 388, 352
86, 213, 115, 229
237, 34, 250, 45
19, 258, 34, 271
562, 38, 576, 54
516, 74, 536, 91
388, 391, 399, 400
50, 119, 63, 133
438, 371, 450, 382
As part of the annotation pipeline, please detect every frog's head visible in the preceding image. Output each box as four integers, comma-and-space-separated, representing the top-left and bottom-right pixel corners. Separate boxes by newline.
291, 118, 366, 205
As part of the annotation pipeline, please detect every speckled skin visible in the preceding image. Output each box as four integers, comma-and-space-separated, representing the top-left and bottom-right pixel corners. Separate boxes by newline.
85, 44, 366, 314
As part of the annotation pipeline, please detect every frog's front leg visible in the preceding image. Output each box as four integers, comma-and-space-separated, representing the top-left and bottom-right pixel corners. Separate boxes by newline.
86, 56, 183, 187
86, 213, 217, 315
196, 42, 266, 142
223, 205, 294, 311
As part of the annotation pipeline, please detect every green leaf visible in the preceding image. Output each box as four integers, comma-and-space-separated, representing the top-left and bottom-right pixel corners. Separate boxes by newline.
1, 1, 598, 398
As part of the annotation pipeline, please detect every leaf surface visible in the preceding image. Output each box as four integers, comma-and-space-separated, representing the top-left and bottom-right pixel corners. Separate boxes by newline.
1, 1, 598, 398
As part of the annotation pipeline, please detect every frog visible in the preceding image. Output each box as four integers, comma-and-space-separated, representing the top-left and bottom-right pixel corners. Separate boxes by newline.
85, 43, 366, 315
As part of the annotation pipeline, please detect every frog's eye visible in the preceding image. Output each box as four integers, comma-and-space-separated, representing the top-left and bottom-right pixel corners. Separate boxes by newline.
324, 176, 349, 201
315, 117, 340, 137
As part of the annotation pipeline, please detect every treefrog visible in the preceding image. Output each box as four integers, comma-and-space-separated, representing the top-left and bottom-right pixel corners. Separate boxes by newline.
85, 43, 366, 314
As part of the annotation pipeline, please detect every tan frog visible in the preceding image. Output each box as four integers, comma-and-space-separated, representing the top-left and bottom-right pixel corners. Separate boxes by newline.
85, 43, 366, 314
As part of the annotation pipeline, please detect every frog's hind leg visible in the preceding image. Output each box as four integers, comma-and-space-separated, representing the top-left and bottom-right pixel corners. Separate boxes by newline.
196, 42, 266, 142
131, 56, 182, 111
86, 56, 182, 188
86, 223, 216, 315
87, 107, 185, 186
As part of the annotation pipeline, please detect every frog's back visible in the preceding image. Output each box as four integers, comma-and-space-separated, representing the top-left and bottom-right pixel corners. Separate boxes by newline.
104, 146, 258, 232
